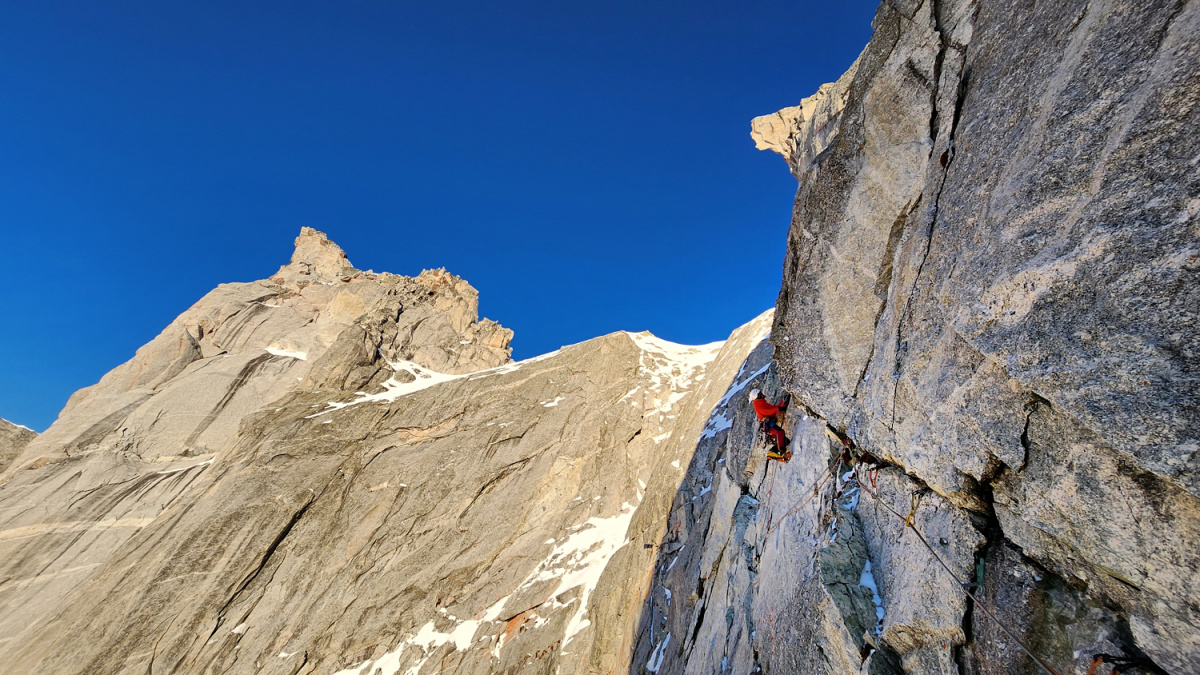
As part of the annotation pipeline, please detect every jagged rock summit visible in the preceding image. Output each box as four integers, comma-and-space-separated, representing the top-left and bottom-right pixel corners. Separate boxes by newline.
273, 226, 357, 287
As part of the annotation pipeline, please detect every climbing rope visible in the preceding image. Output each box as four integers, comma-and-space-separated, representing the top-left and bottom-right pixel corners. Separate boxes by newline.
857, 477, 1062, 675
763, 451, 845, 537
763, 460, 778, 526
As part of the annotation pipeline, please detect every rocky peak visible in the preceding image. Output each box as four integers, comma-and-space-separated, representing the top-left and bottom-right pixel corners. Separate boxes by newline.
0, 225, 774, 674
272, 226, 357, 287
10, 231, 512, 479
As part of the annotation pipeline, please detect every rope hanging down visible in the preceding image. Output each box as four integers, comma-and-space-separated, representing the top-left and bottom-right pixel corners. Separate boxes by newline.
857, 478, 1062, 675
764, 451, 844, 536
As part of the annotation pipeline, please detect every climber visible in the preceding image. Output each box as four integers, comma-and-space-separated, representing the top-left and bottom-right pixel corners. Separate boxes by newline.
749, 389, 790, 459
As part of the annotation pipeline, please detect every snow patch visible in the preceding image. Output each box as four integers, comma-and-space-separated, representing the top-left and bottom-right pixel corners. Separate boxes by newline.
716, 362, 771, 408
646, 633, 671, 672
625, 332, 723, 415
332, 598, 511, 675
338, 503, 641, 672
699, 411, 733, 440
155, 457, 214, 475
468, 349, 562, 380
311, 348, 575, 419
528, 503, 638, 648
308, 360, 463, 418
266, 347, 307, 360
859, 560, 885, 634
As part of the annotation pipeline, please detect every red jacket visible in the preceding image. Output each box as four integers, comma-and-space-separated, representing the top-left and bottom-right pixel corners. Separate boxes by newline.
753, 397, 785, 420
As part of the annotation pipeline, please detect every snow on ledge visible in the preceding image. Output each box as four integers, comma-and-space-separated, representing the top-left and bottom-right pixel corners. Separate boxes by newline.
308, 330, 730, 420
624, 331, 724, 367
266, 347, 308, 360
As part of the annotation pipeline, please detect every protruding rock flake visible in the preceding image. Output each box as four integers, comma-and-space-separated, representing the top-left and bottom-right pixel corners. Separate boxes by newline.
751, 51, 861, 177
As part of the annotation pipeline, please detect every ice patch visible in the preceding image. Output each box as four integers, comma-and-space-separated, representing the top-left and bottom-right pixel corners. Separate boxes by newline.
541, 396, 566, 407
231, 622, 247, 634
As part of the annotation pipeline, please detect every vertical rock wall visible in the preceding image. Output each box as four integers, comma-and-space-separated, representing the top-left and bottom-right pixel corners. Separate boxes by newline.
714, 0, 1200, 673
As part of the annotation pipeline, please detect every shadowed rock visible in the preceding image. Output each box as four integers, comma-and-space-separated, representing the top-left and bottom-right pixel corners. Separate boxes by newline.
0, 418, 36, 473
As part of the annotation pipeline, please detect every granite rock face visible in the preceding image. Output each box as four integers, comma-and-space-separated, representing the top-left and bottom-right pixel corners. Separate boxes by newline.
751, 52, 861, 178
3, 0, 1196, 672
0, 418, 36, 473
0, 228, 777, 674
741, 0, 1199, 672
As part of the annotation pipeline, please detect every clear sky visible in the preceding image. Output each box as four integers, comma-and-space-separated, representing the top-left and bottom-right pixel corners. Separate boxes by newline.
0, 1, 876, 431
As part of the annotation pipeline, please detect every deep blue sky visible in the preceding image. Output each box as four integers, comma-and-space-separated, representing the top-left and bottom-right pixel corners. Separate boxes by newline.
1, 1, 875, 431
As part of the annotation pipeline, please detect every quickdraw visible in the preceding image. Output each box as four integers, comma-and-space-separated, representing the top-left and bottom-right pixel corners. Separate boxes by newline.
905, 490, 924, 528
